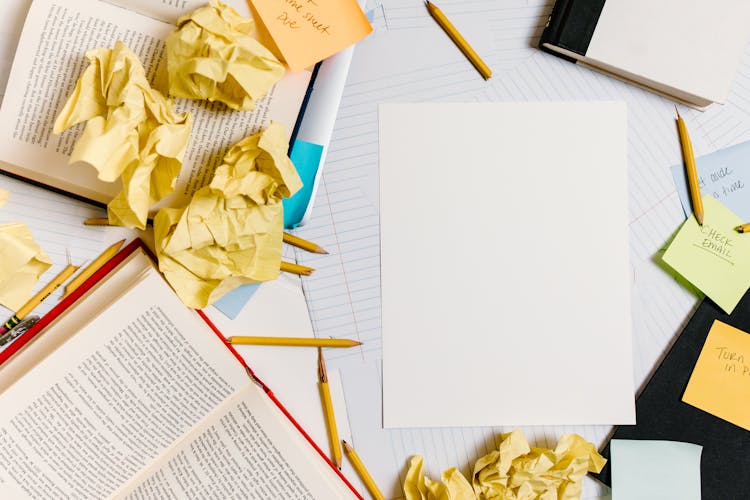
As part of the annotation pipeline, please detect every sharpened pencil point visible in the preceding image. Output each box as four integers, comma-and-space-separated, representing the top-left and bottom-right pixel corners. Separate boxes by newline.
735, 225, 745, 233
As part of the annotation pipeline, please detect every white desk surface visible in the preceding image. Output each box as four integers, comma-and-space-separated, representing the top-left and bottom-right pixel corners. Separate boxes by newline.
3, 1, 749, 498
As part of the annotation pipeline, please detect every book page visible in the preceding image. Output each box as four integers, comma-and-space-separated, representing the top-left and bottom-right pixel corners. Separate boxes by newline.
0, 0, 311, 206
124, 384, 357, 500
0, 269, 250, 499
103, 0, 252, 23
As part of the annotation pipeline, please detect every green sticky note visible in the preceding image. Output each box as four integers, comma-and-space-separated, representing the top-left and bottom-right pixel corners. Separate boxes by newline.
611, 440, 702, 500
663, 195, 750, 313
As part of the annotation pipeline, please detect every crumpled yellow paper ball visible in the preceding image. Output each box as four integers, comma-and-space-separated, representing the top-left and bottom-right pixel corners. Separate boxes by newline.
166, 0, 285, 111
404, 430, 606, 500
54, 41, 193, 230
0, 190, 52, 311
153, 122, 302, 308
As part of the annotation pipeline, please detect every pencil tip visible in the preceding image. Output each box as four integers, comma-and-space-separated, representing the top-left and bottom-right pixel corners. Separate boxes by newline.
317, 248, 329, 254
735, 225, 744, 233
696, 215, 704, 226
674, 105, 681, 118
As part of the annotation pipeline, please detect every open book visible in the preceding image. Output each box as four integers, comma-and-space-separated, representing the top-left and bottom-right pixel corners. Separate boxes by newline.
0, 241, 360, 499
0, 0, 312, 207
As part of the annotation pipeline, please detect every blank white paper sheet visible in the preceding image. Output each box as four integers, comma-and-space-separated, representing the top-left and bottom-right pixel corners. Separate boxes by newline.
379, 102, 635, 428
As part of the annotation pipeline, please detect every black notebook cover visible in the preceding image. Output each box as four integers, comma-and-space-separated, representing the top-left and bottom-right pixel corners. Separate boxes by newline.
538, 0, 606, 59
595, 292, 750, 500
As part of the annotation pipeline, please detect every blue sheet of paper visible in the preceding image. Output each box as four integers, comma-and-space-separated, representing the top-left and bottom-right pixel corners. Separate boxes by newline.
284, 139, 324, 229
671, 139, 750, 220
212, 283, 261, 320
611, 439, 702, 500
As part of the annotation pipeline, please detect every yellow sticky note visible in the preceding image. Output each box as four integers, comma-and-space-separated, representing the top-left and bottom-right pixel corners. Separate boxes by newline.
248, 0, 372, 71
662, 195, 750, 313
683, 320, 750, 431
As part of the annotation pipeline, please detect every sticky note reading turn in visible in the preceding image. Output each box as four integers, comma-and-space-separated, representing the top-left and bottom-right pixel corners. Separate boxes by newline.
249, 0, 372, 71
662, 195, 750, 313
683, 320, 750, 431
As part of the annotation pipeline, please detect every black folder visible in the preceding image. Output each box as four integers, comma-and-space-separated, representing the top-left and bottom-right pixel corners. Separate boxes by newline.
595, 292, 750, 500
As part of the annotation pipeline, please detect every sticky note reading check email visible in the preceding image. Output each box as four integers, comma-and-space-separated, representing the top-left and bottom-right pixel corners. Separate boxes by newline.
662, 195, 750, 313
683, 320, 750, 431
249, 0, 372, 71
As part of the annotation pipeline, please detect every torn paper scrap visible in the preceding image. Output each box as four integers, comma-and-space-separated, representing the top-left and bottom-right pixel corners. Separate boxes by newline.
154, 122, 302, 308
0, 191, 52, 310
683, 319, 750, 431
610, 440, 702, 500
403, 429, 605, 500
167, 0, 285, 111
54, 41, 192, 230
662, 195, 750, 313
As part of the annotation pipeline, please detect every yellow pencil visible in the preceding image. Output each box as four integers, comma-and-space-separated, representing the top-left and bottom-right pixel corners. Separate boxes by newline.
426, 1, 492, 80
318, 347, 342, 469
343, 440, 385, 500
62, 239, 126, 298
228, 336, 361, 348
1, 263, 79, 332
87, 218, 329, 256
675, 107, 703, 225
83, 217, 110, 226
86, 219, 321, 274
283, 232, 328, 254
735, 223, 750, 233
280, 261, 315, 276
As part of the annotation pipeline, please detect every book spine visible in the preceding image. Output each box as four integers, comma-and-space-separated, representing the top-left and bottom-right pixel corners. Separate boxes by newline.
538, 0, 607, 60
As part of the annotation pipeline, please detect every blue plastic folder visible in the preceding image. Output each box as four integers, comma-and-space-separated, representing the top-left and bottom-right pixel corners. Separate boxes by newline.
284, 140, 324, 229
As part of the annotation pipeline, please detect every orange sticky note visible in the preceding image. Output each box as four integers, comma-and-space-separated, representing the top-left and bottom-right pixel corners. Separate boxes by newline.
682, 320, 750, 431
248, 0, 372, 71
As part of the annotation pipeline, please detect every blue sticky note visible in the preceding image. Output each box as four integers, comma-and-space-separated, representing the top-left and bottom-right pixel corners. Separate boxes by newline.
611, 439, 702, 500
284, 139, 324, 229
671, 140, 750, 220
213, 283, 261, 320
